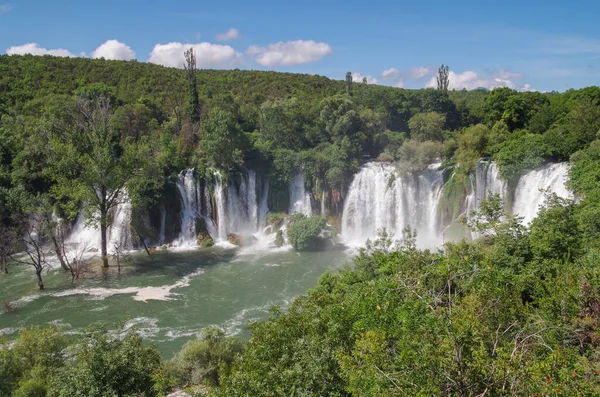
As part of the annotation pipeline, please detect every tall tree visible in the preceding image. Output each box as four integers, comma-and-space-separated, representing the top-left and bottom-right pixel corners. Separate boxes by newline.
201, 109, 247, 171
184, 48, 201, 123
437, 64, 450, 91
47, 84, 157, 268
345, 72, 353, 96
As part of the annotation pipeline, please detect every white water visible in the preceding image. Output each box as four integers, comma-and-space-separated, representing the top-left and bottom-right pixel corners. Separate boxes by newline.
341, 162, 444, 248
66, 191, 133, 254
513, 163, 572, 224
288, 171, 312, 216
173, 169, 269, 246
341, 161, 572, 248
173, 169, 201, 247
464, 162, 506, 217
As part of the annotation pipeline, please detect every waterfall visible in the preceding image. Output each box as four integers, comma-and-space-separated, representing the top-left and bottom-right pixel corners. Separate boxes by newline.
341, 162, 444, 249
321, 190, 326, 217
289, 171, 312, 216
158, 206, 167, 244
464, 161, 506, 217
513, 163, 572, 224
464, 161, 571, 224
211, 170, 269, 242
66, 191, 133, 254
174, 169, 200, 247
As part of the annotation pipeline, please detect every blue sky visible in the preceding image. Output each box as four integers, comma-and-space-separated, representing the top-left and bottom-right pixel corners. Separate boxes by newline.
1, 0, 599, 92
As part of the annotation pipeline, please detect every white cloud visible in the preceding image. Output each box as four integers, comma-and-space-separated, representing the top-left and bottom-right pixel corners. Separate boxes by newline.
395, 80, 405, 88
352, 72, 378, 84
215, 28, 240, 41
411, 66, 434, 79
91, 40, 136, 61
148, 42, 243, 68
247, 40, 332, 66
6, 42, 78, 57
425, 69, 522, 91
494, 69, 524, 79
521, 84, 537, 92
382, 67, 401, 80
0, 3, 11, 14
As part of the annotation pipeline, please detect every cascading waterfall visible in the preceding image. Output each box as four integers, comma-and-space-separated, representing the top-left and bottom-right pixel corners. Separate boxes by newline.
289, 171, 312, 216
341, 161, 572, 249
158, 206, 167, 244
465, 161, 571, 223
66, 192, 133, 254
174, 169, 200, 247
341, 162, 444, 249
464, 162, 506, 216
208, 170, 270, 242
63, 161, 572, 252
513, 163, 572, 224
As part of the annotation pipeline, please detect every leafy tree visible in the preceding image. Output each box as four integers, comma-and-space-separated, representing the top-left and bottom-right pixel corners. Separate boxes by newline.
286, 215, 329, 251
201, 108, 247, 171
493, 134, 549, 181
436, 64, 449, 91
407, 111, 446, 142
345, 71, 353, 96
454, 123, 489, 172
0, 326, 68, 397
48, 327, 161, 397
183, 48, 200, 123
397, 139, 442, 172
529, 193, 581, 260
46, 84, 157, 268
169, 327, 244, 387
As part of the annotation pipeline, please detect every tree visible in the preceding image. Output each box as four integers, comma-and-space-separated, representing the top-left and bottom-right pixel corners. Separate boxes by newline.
437, 64, 450, 91
184, 47, 201, 123
407, 111, 446, 142
345, 71, 353, 96
169, 327, 245, 387
47, 84, 156, 268
9, 212, 51, 290
48, 327, 161, 397
201, 108, 246, 171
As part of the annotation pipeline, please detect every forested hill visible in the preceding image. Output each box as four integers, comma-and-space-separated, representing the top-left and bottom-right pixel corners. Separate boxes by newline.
0, 54, 347, 114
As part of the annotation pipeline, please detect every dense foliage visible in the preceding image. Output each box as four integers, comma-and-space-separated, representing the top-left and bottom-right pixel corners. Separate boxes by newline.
2, 54, 600, 395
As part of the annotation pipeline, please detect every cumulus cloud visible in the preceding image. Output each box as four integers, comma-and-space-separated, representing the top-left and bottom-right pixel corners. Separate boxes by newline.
395, 80, 405, 88
411, 66, 434, 79
0, 3, 11, 14
91, 40, 136, 61
148, 42, 243, 68
425, 69, 523, 91
382, 67, 401, 80
352, 72, 378, 84
521, 83, 537, 92
247, 40, 332, 66
6, 42, 78, 57
494, 69, 524, 79
215, 28, 240, 41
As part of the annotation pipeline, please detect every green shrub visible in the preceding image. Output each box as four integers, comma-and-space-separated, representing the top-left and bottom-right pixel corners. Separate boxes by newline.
493, 133, 549, 180
286, 215, 329, 251
48, 327, 161, 397
169, 327, 244, 387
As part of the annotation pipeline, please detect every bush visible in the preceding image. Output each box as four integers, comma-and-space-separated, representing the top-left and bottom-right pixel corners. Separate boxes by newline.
493, 133, 549, 180
169, 327, 244, 387
286, 215, 329, 251
48, 327, 161, 397
397, 140, 442, 172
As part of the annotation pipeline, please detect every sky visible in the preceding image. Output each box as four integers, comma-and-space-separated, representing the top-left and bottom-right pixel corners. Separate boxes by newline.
1, 0, 599, 92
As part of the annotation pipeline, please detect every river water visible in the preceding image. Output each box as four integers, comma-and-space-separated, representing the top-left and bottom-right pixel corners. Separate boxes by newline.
0, 247, 349, 357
